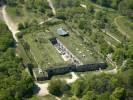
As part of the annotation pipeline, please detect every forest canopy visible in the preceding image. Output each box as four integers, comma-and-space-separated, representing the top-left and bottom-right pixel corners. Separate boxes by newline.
0, 20, 34, 100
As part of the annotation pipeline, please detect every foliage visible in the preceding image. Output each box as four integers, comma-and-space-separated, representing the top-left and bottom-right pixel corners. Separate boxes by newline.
71, 71, 133, 99
0, 21, 14, 51
90, 0, 133, 17
0, 21, 34, 100
48, 79, 70, 96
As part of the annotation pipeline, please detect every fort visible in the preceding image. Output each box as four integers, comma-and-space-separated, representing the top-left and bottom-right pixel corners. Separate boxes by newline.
31, 37, 107, 81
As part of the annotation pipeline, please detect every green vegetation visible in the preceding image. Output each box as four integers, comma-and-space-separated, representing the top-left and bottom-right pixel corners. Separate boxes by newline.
48, 79, 70, 96
90, 0, 133, 18
47, 70, 133, 99
0, 20, 34, 100
1, 0, 133, 99
29, 95, 56, 100
5, 0, 51, 23
0, 20, 14, 51
49, 23, 103, 64
23, 31, 68, 68
115, 16, 133, 39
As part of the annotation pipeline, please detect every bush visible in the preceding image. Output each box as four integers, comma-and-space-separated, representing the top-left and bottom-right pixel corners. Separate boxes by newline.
16, 32, 23, 39
48, 79, 69, 96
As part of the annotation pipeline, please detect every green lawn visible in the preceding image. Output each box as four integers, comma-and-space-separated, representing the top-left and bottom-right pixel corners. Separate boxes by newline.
115, 16, 133, 40
17, 42, 31, 64
29, 95, 56, 100
6, 6, 46, 24
23, 32, 67, 69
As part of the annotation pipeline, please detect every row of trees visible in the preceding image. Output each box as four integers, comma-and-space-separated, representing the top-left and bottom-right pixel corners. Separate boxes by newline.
90, 0, 133, 17
113, 41, 133, 65
48, 69, 133, 99
0, 20, 14, 51
5, 0, 50, 16
90, 0, 122, 8
52, 0, 81, 8
0, 21, 34, 100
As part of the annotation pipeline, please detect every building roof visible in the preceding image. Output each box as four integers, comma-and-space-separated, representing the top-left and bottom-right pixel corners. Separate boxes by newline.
57, 28, 68, 36
33, 68, 48, 78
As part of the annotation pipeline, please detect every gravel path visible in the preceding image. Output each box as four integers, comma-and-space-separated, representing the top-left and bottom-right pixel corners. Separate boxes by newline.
47, 0, 56, 15
35, 82, 49, 96
2, 6, 19, 42
65, 72, 79, 84
35, 72, 79, 96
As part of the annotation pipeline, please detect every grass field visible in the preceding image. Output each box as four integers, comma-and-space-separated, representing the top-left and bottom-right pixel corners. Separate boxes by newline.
6, 6, 47, 24
17, 42, 31, 64
115, 16, 133, 40
23, 31, 68, 69
29, 95, 56, 100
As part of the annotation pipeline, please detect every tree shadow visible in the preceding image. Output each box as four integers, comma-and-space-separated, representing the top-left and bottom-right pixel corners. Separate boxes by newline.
33, 84, 41, 95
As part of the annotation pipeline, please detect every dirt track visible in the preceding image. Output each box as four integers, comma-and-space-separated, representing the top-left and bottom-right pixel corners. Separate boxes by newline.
47, 0, 56, 15
2, 6, 19, 42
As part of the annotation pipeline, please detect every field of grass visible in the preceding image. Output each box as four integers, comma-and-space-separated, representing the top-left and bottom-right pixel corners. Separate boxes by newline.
115, 16, 133, 40
17, 42, 31, 64
23, 32, 68, 69
49, 23, 103, 64
6, 6, 47, 24
29, 95, 56, 100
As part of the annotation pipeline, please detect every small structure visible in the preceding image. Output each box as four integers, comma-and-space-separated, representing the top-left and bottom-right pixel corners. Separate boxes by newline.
33, 68, 48, 81
57, 28, 68, 36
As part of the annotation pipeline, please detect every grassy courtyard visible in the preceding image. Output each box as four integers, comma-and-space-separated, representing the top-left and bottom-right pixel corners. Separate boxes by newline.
23, 31, 68, 69
49, 23, 103, 64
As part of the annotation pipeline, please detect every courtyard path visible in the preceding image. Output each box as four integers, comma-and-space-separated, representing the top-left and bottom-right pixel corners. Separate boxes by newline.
2, 6, 19, 42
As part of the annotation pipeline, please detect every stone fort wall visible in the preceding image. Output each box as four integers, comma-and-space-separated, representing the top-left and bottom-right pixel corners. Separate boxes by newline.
46, 63, 107, 78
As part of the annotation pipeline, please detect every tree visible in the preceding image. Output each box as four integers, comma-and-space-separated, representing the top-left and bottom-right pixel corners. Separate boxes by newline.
18, 23, 25, 30
110, 87, 125, 100
0, 20, 34, 100
71, 80, 85, 97
48, 79, 69, 96
82, 91, 97, 100
112, 48, 126, 64
97, 92, 110, 100
118, 0, 133, 17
